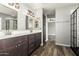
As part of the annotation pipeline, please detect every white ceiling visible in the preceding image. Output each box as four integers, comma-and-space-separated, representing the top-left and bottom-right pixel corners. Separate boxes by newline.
27, 3, 77, 8
26, 3, 79, 16
0, 3, 78, 18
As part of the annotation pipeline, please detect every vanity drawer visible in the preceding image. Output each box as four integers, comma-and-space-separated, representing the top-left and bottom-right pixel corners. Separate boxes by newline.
35, 33, 41, 37
0, 37, 25, 49
0, 35, 28, 56
28, 42, 35, 54
29, 42, 35, 49
28, 34, 35, 44
0, 45, 17, 56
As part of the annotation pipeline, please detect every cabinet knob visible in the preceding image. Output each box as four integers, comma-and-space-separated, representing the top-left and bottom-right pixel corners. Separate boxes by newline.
18, 44, 20, 46
16, 45, 17, 47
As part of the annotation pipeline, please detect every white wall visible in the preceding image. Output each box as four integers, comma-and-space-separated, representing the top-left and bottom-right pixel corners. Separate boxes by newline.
46, 16, 48, 41
56, 4, 79, 47
17, 4, 31, 30
48, 23, 56, 35
17, 4, 34, 31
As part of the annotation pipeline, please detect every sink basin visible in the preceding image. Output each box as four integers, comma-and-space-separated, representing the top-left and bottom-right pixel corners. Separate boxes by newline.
5, 31, 11, 35
12, 30, 30, 35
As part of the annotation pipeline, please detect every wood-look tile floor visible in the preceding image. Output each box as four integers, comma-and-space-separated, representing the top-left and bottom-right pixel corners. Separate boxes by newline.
31, 40, 76, 56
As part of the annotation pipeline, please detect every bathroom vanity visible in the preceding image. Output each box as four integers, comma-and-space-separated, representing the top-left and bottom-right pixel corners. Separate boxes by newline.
0, 3, 42, 56
0, 32, 41, 56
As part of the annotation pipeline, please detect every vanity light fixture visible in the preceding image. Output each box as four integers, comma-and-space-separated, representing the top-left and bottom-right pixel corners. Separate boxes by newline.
8, 3, 14, 6
15, 3, 20, 9
8, 3, 20, 9
27, 10, 35, 17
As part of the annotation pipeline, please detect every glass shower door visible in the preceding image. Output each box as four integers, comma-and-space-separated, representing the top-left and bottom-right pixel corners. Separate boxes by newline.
71, 10, 77, 48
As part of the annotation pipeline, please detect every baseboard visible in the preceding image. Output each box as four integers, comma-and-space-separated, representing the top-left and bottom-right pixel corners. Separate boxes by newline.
40, 43, 43, 46
45, 39, 48, 42
56, 43, 70, 47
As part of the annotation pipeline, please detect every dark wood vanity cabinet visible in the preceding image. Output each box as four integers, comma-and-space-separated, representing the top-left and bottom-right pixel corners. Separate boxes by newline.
0, 35, 28, 56
0, 32, 41, 56
35, 33, 41, 49
28, 34, 35, 55
28, 33, 41, 55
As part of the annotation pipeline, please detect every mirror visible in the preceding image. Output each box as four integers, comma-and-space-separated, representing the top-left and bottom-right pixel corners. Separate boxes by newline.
0, 4, 17, 31
34, 19, 39, 29
26, 15, 40, 30
26, 16, 34, 30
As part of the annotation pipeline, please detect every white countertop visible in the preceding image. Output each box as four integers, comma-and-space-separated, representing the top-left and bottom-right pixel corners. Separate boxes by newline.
0, 30, 42, 40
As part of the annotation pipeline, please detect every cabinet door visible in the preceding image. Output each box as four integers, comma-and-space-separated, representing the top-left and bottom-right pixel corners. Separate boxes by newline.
17, 40, 28, 56
28, 34, 35, 55
15, 35, 28, 56
7, 45, 18, 56
17, 43, 24, 56
0, 36, 24, 56
0, 38, 16, 56
28, 42, 35, 55
21, 42, 28, 56
0, 43, 18, 56
23, 36, 28, 56
14, 36, 26, 56
28, 34, 35, 44
35, 33, 41, 48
